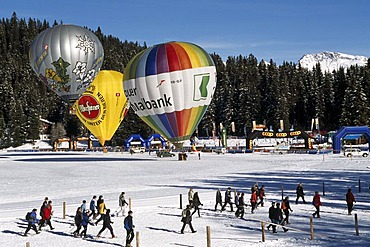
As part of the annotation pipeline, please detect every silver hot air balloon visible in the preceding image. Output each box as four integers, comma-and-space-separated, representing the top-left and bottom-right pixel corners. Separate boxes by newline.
29, 24, 104, 104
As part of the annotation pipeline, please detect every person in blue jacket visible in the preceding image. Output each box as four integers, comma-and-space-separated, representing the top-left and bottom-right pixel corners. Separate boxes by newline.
24, 208, 40, 236
80, 210, 93, 238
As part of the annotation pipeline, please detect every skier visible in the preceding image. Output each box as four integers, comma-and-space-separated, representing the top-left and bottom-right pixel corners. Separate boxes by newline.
96, 209, 115, 238
95, 198, 107, 225
89, 195, 98, 219
180, 205, 196, 234
191, 192, 203, 217
73, 207, 82, 237
312, 191, 322, 218
257, 185, 266, 207
221, 187, 233, 212
296, 183, 306, 204
250, 189, 257, 214
24, 208, 40, 236
39, 201, 54, 231
213, 189, 222, 212
188, 188, 194, 207
117, 192, 129, 216
346, 188, 356, 215
281, 196, 293, 224
124, 210, 135, 247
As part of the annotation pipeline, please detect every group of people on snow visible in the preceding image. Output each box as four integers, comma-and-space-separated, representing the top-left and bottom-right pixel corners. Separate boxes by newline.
24, 192, 135, 247
186, 182, 357, 234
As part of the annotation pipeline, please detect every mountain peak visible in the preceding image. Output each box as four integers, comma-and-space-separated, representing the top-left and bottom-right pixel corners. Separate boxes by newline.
299, 51, 368, 72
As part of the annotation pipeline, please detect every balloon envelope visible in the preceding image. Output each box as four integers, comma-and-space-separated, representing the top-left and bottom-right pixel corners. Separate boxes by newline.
29, 24, 104, 104
74, 70, 129, 146
123, 41, 216, 147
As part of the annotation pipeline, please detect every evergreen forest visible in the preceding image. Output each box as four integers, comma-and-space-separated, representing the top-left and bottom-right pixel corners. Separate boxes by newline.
1, 13, 370, 148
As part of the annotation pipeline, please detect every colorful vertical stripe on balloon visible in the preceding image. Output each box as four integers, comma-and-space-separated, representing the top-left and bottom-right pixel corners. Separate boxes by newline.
124, 42, 215, 81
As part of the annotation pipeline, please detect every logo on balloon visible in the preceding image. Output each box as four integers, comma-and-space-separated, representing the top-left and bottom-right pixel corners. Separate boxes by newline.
193, 73, 210, 101
78, 95, 100, 119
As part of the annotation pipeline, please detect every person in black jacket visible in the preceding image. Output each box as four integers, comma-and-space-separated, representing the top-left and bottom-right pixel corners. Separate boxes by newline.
191, 192, 203, 217
221, 187, 233, 212
124, 210, 135, 247
266, 202, 276, 232
295, 183, 306, 204
96, 209, 115, 238
214, 189, 223, 211
236, 193, 245, 219
273, 203, 288, 233
180, 205, 196, 234
73, 207, 82, 237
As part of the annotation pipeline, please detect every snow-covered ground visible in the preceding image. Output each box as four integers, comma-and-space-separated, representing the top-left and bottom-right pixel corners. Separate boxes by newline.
0, 150, 369, 247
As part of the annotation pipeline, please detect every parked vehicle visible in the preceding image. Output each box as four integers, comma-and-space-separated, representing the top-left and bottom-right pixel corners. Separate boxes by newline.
213, 147, 226, 154
343, 148, 369, 157
130, 147, 146, 154
157, 150, 175, 157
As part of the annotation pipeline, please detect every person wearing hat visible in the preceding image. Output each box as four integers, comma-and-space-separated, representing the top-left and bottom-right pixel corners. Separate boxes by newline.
281, 196, 293, 224
24, 208, 40, 236
124, 210, 135, 246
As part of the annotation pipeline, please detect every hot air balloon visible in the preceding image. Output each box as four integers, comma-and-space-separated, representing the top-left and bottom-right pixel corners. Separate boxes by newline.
29, 24, 104, 104
74, 70, 129, 146
123, 41, 216, 149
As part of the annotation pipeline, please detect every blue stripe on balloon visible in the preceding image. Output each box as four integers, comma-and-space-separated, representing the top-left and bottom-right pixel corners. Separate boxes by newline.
136, 48, 152, 79
145, 45, 159, 77
158, 113, 175, 138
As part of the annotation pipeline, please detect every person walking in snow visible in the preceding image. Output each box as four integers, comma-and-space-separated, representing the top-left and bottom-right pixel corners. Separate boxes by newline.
89, 195, 98, 219
96, 209, 115, 238
24, 208, 40, 236
281, 196, 293, 224
346, 188, 356, 215
236, 193, 246, 219
191, 192, 203, 217
257, 185, 266, 207
180, 205, 196, 234
214, 189, 223, 211
188, 188, 194, 207
80, 210, 93, 238
73, 207, 82, 237
117, 192, 129, 216
250, 189, 257, 214
312, 191, 322, 218
39, 201, 54, 231
124, 210, 135, 247
266, 202, 276, 232
95, 198, 107, 225
221, 187, 233, 212
296, 183, 306, 204
234, 192, 240, 217
80, 200, 87, 213
274, 202, 288, 233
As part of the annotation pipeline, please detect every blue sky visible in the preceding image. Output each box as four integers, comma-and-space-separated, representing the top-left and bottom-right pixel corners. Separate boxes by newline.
1, 0, 370, 64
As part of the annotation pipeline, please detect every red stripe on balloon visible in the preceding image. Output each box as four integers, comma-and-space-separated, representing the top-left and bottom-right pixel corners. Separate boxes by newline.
170, 43, 192, 70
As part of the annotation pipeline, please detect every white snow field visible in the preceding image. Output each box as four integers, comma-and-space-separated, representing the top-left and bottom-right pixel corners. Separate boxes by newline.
0, 151, 369, 247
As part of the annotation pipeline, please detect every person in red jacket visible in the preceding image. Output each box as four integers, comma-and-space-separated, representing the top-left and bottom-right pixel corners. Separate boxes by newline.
250, 189, 257, 214
312, 191, 322, 218
346, 188, 356, 215
39, 201, 54, 231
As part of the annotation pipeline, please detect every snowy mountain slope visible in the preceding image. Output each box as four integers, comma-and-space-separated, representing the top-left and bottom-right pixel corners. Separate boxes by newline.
299, 51, 368, 72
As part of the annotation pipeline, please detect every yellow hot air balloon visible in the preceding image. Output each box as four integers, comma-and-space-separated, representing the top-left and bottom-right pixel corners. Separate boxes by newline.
74, 70, 129, 146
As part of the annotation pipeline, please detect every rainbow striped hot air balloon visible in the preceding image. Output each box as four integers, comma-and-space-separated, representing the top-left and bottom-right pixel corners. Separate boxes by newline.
123, 41, 216, 148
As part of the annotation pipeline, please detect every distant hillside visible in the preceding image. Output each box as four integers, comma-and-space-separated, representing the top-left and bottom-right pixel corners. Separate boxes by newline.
299, 51, 369, 71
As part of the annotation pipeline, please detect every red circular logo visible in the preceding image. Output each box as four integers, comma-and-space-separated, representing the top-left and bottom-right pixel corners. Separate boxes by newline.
77, 95, 100, 119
